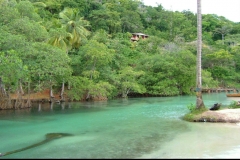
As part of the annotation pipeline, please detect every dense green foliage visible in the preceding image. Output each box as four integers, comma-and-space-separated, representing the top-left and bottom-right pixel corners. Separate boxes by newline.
1, 0, 240, 101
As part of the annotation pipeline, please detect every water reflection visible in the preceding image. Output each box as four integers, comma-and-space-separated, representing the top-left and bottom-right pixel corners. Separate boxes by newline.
38, 103, 41, 112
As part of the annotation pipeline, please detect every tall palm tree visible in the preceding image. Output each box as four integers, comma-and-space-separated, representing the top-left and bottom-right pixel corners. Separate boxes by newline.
196, 0, 205, 109
58, 8, 91, 92
59, 7, 91, 49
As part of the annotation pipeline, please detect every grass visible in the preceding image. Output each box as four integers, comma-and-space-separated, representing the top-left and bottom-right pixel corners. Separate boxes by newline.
181, 103, 210, 122
228, 100, 240, 109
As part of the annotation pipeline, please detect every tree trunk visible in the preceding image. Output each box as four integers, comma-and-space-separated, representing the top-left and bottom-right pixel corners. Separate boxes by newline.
0, 77, 12, 109
60, 80, 65, 102
14, 79, 24, 109
0, 77, 6, 95
6, 87, 13, 109
196, 0, 205, 109
86, 60, 96, 100
67, 80, 71, 90
25, 81, 31, 108
19, 78, 24, 95
122, 88, 130, 98
49, 79, 54, 103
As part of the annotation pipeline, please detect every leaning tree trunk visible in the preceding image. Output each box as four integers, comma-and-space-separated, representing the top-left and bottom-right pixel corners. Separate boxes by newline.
196, 0, 205, 109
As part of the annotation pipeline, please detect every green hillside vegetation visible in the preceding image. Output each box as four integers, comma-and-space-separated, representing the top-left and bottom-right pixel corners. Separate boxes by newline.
1, 0, 240, 109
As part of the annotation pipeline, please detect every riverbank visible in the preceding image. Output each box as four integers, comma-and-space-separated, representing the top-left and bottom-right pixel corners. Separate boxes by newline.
193, 108, 240, 123
9, 91, 240, 124
10, 89, 107, 103
192, 97, 240, 123
10, 89, 58, 102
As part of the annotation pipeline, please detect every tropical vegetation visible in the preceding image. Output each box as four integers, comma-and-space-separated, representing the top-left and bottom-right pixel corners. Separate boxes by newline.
1, 0, 240, 109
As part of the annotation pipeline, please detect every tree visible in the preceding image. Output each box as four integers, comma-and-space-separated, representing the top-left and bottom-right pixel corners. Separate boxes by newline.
137, 51, 195, 96
0, 50, 28, 109
47, 27, 72, 54
214, 25, 232, 44
89, 9, 121, 34
196, 0, 205, 109
16, 0, 42, 21
77, 39, 115, 100
204, 49, 234, 87
28, 43, 72, 102
120, 10, 144, 33
59, 7, 91, 50
117, 66, 146, 98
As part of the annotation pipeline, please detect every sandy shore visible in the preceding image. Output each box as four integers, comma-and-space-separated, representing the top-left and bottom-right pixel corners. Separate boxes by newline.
192, 97, 240, 123
196, 108, 240, 123
138, 122, 240, 158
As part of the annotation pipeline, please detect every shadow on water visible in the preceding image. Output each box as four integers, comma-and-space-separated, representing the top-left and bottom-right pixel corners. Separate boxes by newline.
0, 133, 73, 157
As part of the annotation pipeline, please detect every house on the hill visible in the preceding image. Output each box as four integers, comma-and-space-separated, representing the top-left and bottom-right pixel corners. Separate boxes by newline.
131, 33, 149, 41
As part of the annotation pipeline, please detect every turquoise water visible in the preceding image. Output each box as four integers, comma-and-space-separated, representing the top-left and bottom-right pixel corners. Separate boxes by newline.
1, 93, 240, 158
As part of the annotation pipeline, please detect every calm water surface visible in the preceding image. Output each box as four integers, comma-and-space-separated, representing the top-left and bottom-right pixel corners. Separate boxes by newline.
0, 93, 240, 158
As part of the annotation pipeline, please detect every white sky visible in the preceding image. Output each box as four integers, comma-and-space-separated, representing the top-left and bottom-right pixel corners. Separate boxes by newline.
142, 0, 240, 22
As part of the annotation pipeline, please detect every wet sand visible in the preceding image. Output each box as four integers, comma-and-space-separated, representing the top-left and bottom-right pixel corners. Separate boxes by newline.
139, 122, 240, 158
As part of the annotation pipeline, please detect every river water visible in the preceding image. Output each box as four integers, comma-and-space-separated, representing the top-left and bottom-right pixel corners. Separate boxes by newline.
0, 93, 240, 158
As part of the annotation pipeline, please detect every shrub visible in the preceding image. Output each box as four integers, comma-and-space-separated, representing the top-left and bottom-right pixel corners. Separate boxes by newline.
187, 103, 195, 113
182, 103, 208, 122
228, 101, 240, 109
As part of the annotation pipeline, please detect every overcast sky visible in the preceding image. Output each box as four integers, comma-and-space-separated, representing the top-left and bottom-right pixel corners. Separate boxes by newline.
142, 0, 240, 23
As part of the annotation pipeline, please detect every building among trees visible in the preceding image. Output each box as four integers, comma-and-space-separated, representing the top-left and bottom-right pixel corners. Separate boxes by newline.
131, 33, 149, 41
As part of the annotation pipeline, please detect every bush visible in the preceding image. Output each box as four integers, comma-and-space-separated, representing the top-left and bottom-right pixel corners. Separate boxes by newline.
187, 103, 208, 114
187, 103, 195, 113
182, 103, 208, 122
228, 101, 240, 109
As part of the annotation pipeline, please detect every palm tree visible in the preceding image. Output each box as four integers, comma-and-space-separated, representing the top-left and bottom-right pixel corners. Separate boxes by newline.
59, 7, 91, 49
58, 8, 91, 91
196, 0, 205, 109
47, 27, 72, 54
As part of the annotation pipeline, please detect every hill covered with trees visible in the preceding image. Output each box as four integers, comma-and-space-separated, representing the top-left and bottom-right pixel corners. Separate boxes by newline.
1, 0, 240, 109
